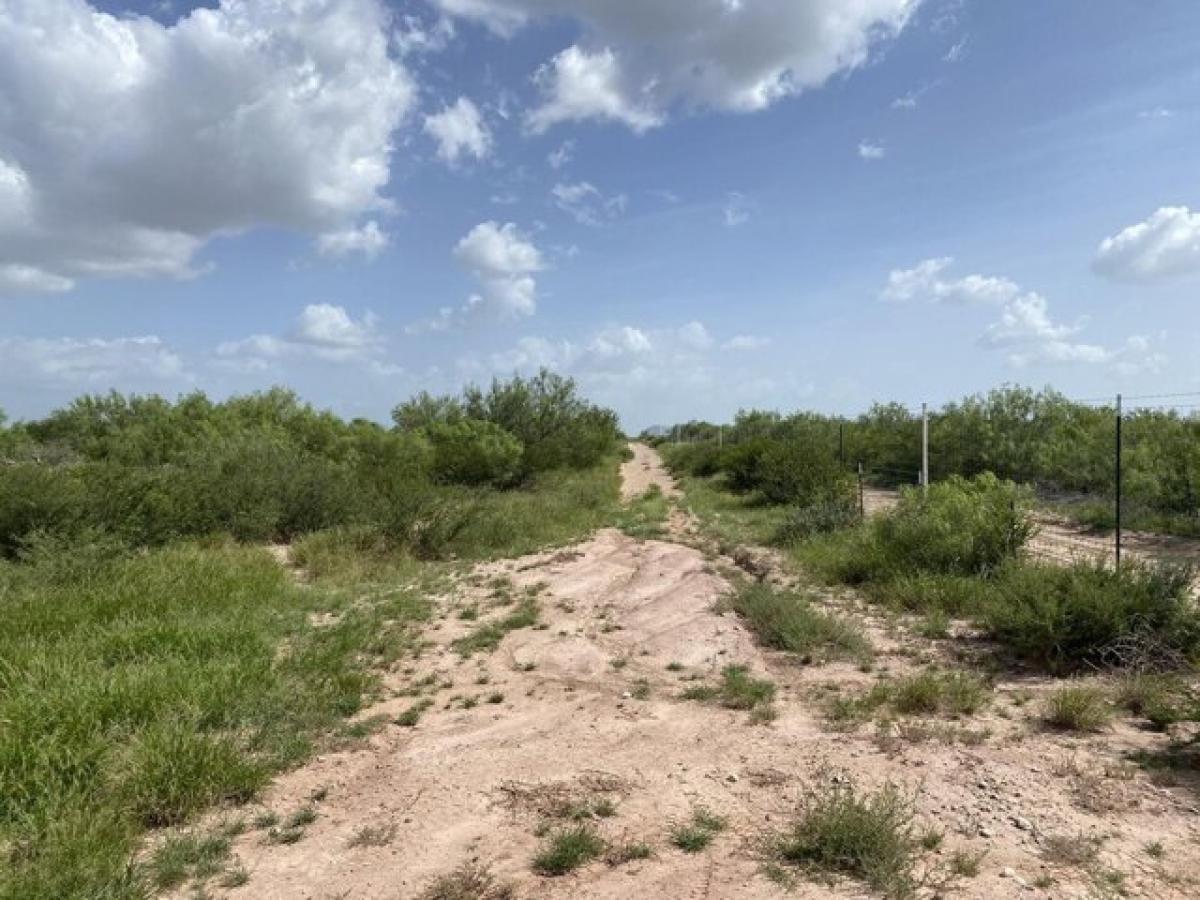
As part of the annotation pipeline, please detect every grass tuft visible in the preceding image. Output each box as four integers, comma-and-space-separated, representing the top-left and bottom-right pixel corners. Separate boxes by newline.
774, 779, 919, 898
730, 581, 872, 663
1042, 685, 1112, 732
670, 807, 727, 853
532, 824, 606, 875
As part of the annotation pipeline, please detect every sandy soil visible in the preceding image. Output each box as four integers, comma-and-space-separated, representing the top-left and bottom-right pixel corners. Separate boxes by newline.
190, 448, 1200, 899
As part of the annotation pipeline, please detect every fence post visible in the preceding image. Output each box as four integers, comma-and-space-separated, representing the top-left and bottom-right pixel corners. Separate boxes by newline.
1115, 393, 1123, 568
921, 402, 930, 495
858, 461, 865, 518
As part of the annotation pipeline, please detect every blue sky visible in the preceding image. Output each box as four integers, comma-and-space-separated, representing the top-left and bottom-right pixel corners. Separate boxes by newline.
1, 0, 1198, 430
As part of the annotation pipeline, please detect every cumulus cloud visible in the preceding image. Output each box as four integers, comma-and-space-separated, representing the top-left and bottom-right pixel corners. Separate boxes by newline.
552, 182, 628, 225
882, 258, 1021, 305
316, 221, 390, 261
526, 46, 663, 134
883, 257, 1158, 371
0, 336, 187, 388
424, 96, 493, 164
217, 304, 384, 369
435, 0, 920, 131
0, 0, 414, 297
1093, 206, 1200, 284
409, 222, 545, 332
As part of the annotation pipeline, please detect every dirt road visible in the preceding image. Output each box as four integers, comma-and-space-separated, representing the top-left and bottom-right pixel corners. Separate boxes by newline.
203, 446, 1199, 899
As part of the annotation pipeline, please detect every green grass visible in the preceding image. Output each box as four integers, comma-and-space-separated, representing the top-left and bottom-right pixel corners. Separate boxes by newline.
532, 824, 606, 875
418, 863, 514, 899
0, 539, 431, 900
612, 484, 671, 540
147, 821, 241, 890
680, 665, 776, 720
729, 581, 873, 663
452, 598, 541, 656
672, 474, 789, 548
774, 780, 919, 898
1042, 685, 1112, 732
670, 808, 727, 853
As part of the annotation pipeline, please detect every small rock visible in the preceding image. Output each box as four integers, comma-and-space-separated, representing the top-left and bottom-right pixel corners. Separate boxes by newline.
1012, 816, 1033, 831
1000, 867, 1016, 879
979, 826, 996, 838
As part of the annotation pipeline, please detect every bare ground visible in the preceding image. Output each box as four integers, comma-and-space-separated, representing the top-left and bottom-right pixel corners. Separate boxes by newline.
189, 448, 1200, 899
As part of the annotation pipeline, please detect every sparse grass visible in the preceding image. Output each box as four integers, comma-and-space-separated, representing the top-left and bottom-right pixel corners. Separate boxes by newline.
453, 598, 540, 656
670, 474, 789, 547
1115, 673, 1195, 730
347, 822, 398, 848
419, 863, 514, 900
680, 665, 776, 721
666, 661, 684, 672
397, 698, 434, 727
828, 670, 989, 726
729, 581, 872, 663
670, 807, 726, 853
148, 827, 236, 890
948, 849, 985, 878
606, 841, 653, 865
1042, 685, 1112, 732
773, 779, 919, 898
613, 484, 671, 540
265, 804, 317, 845
1042, 833, 1101, 867
533, 824, 606, 875
1144, 841, 1165, 859
630, 679, 651, 700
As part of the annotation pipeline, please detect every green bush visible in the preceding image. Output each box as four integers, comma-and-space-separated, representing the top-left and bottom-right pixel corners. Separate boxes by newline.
756, 439, 854, 507
721, 438, 773, 492
980, 560, 1200, 672
871, 474, 1034, 577
425, 419, 523, 488
0, 464, 87, 556
775, 497, 860, 545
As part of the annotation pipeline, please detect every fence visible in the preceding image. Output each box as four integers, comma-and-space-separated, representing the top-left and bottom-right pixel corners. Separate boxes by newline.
662, 388, 1200, 569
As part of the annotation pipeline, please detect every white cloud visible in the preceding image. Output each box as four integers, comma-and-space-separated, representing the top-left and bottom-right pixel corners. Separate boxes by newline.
677, 321, 714, 350
410, 222, 545, 332
891, 92, 919, 110
882, 257, 1021, 305
723, 192, 753, 227
1139, 107, 1174, 120
1093, 206, 1200, 284
0, 0, 415, 297
526, 45, 663, 134
883, 257, 1156, 371
217, 304, 384, 368
548, 140, 575, 169
424, 96, 493, 164
0, 264, 76, 295
858, 141, 886, 160
394, 13, 455, 55
316, 221, 390, 261
437, 0, 919, 131
552, 181, 627, 225
0, 336, 187, 387
724, 335, 772, 351
943, 35, 969, 62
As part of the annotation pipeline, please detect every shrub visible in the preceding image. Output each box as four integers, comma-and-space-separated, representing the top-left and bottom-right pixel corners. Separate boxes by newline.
871, 474, 1035, 577
721, 438, 773, 492
979, 561, 1200, 672
775, 497, 860, 545
0, 463, 86, 556
756, 439, 855, 507
774, 780, 919, 898
425, 420, 523, 488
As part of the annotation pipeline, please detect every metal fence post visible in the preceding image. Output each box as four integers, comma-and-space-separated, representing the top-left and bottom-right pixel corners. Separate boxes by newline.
858, 461, 865, 518
1115, 393, 1123, 568
921, 402, 930, 495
